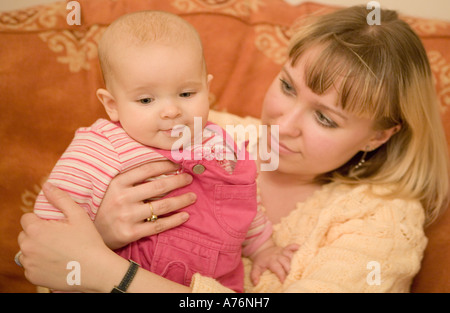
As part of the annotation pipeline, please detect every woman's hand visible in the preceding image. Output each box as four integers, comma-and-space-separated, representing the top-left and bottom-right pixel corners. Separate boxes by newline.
94, 161, 196, 249
18, 182, 127, 292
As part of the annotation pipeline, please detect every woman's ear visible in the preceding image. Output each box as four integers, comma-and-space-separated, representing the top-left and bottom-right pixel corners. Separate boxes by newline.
96, 88, 119, 122
367, 124, 401, 151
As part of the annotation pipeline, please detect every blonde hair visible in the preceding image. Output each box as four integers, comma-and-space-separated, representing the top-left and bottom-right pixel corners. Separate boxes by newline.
98, 10, 205, 88
288, 6, 449, 225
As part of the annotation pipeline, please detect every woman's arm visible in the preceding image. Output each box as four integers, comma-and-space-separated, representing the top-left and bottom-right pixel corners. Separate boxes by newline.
18, 182, 191, 292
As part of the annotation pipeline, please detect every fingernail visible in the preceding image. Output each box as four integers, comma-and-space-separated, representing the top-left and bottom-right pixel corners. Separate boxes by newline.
185, 174, 193, 184
190, 193, 197, 203
180, 212, 189, 222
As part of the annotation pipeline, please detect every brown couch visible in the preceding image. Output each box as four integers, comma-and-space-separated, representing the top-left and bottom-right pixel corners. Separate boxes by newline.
1, 0, 449, 292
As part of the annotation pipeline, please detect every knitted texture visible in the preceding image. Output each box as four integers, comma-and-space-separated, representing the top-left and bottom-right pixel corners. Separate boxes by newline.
191, 183, 427, 293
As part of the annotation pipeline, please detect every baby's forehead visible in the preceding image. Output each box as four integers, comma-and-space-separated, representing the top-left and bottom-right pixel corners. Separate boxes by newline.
104, 11, 200, 47
99, 11, 205, 83
103, 14, 202, 59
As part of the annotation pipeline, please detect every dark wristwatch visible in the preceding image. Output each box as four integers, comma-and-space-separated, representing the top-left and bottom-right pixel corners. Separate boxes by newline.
111, 260, 140, 293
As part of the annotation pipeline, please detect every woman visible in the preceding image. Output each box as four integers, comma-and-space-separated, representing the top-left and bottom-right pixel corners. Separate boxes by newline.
17, 6, 449, 292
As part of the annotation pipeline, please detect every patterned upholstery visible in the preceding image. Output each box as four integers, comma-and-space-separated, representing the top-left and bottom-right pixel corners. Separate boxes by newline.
1, 0, 449, 292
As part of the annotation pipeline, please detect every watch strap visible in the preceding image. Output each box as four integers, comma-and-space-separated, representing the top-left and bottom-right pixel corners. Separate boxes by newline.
111, 260, 140, 293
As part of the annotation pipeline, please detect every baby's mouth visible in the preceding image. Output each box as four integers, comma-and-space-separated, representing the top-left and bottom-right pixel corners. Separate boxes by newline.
161, 124, 188, 137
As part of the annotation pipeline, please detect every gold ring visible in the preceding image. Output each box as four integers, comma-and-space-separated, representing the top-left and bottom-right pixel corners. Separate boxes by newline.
146, 202, 158, 222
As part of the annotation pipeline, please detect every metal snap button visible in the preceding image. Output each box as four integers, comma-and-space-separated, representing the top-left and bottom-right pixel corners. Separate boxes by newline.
192, 164, 205, 174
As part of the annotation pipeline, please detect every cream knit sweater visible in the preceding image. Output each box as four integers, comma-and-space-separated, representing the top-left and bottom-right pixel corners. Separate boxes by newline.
191, 183, 427, 293
191, 111, 428, 293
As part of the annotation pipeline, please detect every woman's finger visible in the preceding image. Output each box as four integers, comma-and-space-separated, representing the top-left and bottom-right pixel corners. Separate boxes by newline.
20, 212, 43, 233
123, 173, 193, 203
137, 192, 196, 221
114, 161, 181, 188
17, 230, 25, 246
134, 212, 190, 238
41, 182, 88, 221
95, 191, 194, 249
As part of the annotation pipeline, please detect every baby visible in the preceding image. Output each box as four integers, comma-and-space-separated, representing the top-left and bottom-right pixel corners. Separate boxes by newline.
34, 10, 289, 292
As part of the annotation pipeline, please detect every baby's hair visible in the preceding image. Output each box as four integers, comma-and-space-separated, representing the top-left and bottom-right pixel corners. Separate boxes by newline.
98, 10, 204, 87
289, 6, 449, 225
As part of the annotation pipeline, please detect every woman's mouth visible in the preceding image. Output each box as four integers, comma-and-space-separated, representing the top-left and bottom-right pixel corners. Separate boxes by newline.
277, 141, 299, 155
269, 130, 300, 155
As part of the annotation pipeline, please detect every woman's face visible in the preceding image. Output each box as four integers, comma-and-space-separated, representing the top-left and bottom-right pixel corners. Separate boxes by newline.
261, 50, 380, 180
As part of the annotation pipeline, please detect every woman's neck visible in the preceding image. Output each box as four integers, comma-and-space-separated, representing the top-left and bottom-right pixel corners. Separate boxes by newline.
257, 166, 323, 224
258, 168, 317, 187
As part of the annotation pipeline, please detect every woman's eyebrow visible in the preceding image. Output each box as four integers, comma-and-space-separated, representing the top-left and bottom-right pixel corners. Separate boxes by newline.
281, 66, 295, 85
282, 66, 348, 120
313, 101, 348, 120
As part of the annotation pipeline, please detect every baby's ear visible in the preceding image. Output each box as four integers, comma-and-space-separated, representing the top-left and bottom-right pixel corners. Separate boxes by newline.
96, 88, 119, 122
207, 74, 213, 88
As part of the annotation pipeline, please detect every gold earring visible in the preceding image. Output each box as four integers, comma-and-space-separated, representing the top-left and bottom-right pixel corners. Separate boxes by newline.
354, 146, 371, 170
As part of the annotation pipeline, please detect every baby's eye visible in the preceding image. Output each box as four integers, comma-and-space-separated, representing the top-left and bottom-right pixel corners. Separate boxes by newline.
179, 92, 195, 98
139, 98, 153, 104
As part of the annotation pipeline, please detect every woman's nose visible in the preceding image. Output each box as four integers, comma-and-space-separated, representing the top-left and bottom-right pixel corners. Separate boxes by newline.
277, 107, 302, 137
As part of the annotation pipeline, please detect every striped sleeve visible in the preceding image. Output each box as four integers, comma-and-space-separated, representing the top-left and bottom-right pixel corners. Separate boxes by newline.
241, 204, 273, 257
100, 120, 166, 172
34, 121, 122, 220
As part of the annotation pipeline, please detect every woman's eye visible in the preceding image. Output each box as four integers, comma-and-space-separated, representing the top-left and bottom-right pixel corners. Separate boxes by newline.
139, 98, 153, 104
280, 78, 295, 95
315, 111, 338, 128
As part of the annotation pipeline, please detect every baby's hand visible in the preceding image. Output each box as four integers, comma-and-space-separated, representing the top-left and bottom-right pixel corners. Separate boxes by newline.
250, 242, 299, 285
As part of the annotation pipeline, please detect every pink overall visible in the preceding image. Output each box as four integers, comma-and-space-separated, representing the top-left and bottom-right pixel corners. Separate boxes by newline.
115, 125, 257, 292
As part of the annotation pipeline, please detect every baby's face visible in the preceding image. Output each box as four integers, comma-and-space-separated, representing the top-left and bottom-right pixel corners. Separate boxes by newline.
107, 42, 211, 150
